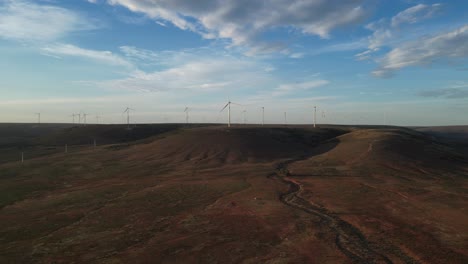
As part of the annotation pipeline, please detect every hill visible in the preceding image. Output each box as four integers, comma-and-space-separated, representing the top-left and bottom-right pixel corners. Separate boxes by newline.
289, 128, 468, 262
0, 125, 467, 263
121, 126, 347, 167
0, 123, 202, 164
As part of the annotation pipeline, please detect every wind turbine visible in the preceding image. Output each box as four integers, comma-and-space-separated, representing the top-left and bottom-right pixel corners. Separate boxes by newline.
284, 112, 287, 125
78, 113, 81, 125
71, 113, 76, 124
184, 107, 189, 124
261, 107, 265, 126
220, 100, 241, 127
35, 113, 41, 124
82, 113, 88, 126
314, 106, 317, 128
242, 110, 247, 125
123, 107, 134, 128
95, 114, 100, 124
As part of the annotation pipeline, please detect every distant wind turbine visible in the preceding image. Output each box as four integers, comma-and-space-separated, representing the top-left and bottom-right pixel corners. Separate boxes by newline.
261, 107, 265, 126
314, 106, 317, 128
71, 113, 76, 124
284, 112, 287, 125
123, 107, 134, 128
184, 107, 189, 124
35, 113, 41, 124
82, 113, 88, 126
242, 110, 247, 125
220, 100, 241, 127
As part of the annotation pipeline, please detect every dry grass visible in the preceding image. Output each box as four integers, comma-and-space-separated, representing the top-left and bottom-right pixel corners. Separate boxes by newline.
0, 124, 467, 263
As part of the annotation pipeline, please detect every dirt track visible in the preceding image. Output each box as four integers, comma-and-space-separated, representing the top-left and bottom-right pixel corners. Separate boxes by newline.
272, 156, 418, 264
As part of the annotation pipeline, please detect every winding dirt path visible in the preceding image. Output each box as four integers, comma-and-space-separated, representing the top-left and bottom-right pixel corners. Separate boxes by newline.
271, 156, 418, 264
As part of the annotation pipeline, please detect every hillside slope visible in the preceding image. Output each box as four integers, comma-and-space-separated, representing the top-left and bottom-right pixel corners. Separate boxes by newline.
289, 128, 468, 263
0, 125, 467, 263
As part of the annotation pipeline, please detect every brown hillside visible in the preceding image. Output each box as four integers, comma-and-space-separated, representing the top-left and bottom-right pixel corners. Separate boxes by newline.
291, 128, 468, 177
1, 125, 467, 263
120, 126, 348, 167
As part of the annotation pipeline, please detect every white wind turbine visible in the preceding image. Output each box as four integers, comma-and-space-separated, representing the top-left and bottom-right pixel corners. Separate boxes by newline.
35, 112, 41, 124
220, 100, 241, 127
82, 113, 88, 126
184, 107, 189, 124
313, 106, 317, 128
242, 110, 247, 125
261, 107, 265, 126
123, 107, 134, 128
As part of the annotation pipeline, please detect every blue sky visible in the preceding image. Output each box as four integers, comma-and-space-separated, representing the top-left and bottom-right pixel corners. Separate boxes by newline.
0, 0, 467, 125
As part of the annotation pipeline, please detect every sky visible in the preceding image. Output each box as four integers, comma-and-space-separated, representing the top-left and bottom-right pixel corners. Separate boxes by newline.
0, 0, 467, 126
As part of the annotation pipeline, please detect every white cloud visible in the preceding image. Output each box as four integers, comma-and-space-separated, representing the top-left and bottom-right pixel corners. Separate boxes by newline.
418, 88, 468, 99
391, 4, 441, 27
357, 3, 441, 60
0, 0, 94, 42
41, 43, 133, 67
373, 25, 468, 77
106, 0, 368, 54
120, 45, 160, 62
94, 55, 275, 92
289, 53, 305, 59
273, 80, 329, 96
84, 46, 328, 98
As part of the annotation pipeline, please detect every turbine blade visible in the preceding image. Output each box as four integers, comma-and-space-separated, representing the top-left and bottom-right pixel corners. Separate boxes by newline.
220, 102, 229, 112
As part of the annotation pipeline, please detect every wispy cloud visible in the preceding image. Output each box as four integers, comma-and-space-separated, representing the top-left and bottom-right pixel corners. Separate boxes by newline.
373, 25, 468, 77
418, 88, 468, 99
0, 0, 95, 42
83, 46, 329, 97
93, 55, 275, 92
106, 0, 368, 55
418, 81, 468, 99
272, 80, 329, 97
41, 43, 133, 68
119, 45, 160, 62
357, 3, 442, 60
391, 3, 441, 27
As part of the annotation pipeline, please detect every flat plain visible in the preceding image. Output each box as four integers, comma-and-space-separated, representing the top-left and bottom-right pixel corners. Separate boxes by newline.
0, 123, 467, 263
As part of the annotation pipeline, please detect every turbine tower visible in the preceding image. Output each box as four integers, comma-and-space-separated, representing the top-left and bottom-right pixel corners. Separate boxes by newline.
220, 101, 232, 127
314, 106, 317, 128
261, 107, 265, 126
35, 113, 41, 124
82, 113, 88, 126
184, 107, 189, 124
284, 112, 287, 125
123, 107, 134, 129
78, 113, 81, 125
242, 110, 247, 125
220, 100, 241, 127
71, 113, 76, 124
